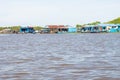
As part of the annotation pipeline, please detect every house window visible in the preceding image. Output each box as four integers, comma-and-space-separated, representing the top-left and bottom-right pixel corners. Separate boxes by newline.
112, 26, 116, 28
103, 27, 106, 30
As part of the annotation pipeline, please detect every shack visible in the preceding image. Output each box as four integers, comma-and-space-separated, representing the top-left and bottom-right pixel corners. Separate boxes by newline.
81, 25, 100, 33
81, 24, 119, 33
40, 28, 50, 34
117, 24, 120, 32
98, 24, 118, 33
67, 25, 77, 33
20, 26, 35, 33
45, 25, 68, 33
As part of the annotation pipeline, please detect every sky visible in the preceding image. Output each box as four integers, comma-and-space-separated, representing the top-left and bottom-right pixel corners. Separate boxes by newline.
0, 0, 120, 26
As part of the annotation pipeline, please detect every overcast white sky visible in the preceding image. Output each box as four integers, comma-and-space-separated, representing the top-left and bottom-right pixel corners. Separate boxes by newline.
0, 0, 120, 26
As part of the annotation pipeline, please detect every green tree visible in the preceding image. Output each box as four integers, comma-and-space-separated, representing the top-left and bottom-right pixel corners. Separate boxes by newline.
33, 26, 43, 31
9, 26, 21, 32
87, 21, 101, 25
76, 24, 83, 28
0, 27, 6, 31
106, 17, 120, 24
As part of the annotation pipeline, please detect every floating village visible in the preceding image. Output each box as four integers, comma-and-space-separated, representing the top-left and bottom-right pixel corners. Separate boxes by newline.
19, 24, 120, 34
0, 17, 120, 34
0, 24, 120, 34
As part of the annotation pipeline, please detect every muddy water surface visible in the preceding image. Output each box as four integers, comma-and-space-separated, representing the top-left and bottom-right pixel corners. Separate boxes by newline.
0, 33, 120, 80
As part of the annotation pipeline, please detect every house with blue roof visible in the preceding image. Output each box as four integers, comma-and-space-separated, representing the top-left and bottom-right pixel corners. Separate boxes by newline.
80, 24, 119, 33
81, 25, 101, 33
20, 26, 35, 33
98, 24, 118, 33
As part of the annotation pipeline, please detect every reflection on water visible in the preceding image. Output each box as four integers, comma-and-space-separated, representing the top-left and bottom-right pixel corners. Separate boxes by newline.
0, 33, 120, 80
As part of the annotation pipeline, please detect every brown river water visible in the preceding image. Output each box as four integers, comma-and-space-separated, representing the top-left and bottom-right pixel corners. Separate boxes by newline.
0, 33, 120, 80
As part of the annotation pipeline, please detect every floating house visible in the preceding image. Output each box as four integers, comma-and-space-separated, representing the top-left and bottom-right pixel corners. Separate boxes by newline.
45, 25, 67, 33
81, 25, 101, 33
44, 25, 77, 33
40, 28, 50, 33
98, 24, 118, 33
117, 24, 120, 32
67, 25, 77, 33
81, 24, 119, 33
20, 26, 35, 33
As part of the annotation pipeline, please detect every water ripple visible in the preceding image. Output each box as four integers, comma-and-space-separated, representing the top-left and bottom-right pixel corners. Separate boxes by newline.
0, 33, 120, 80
